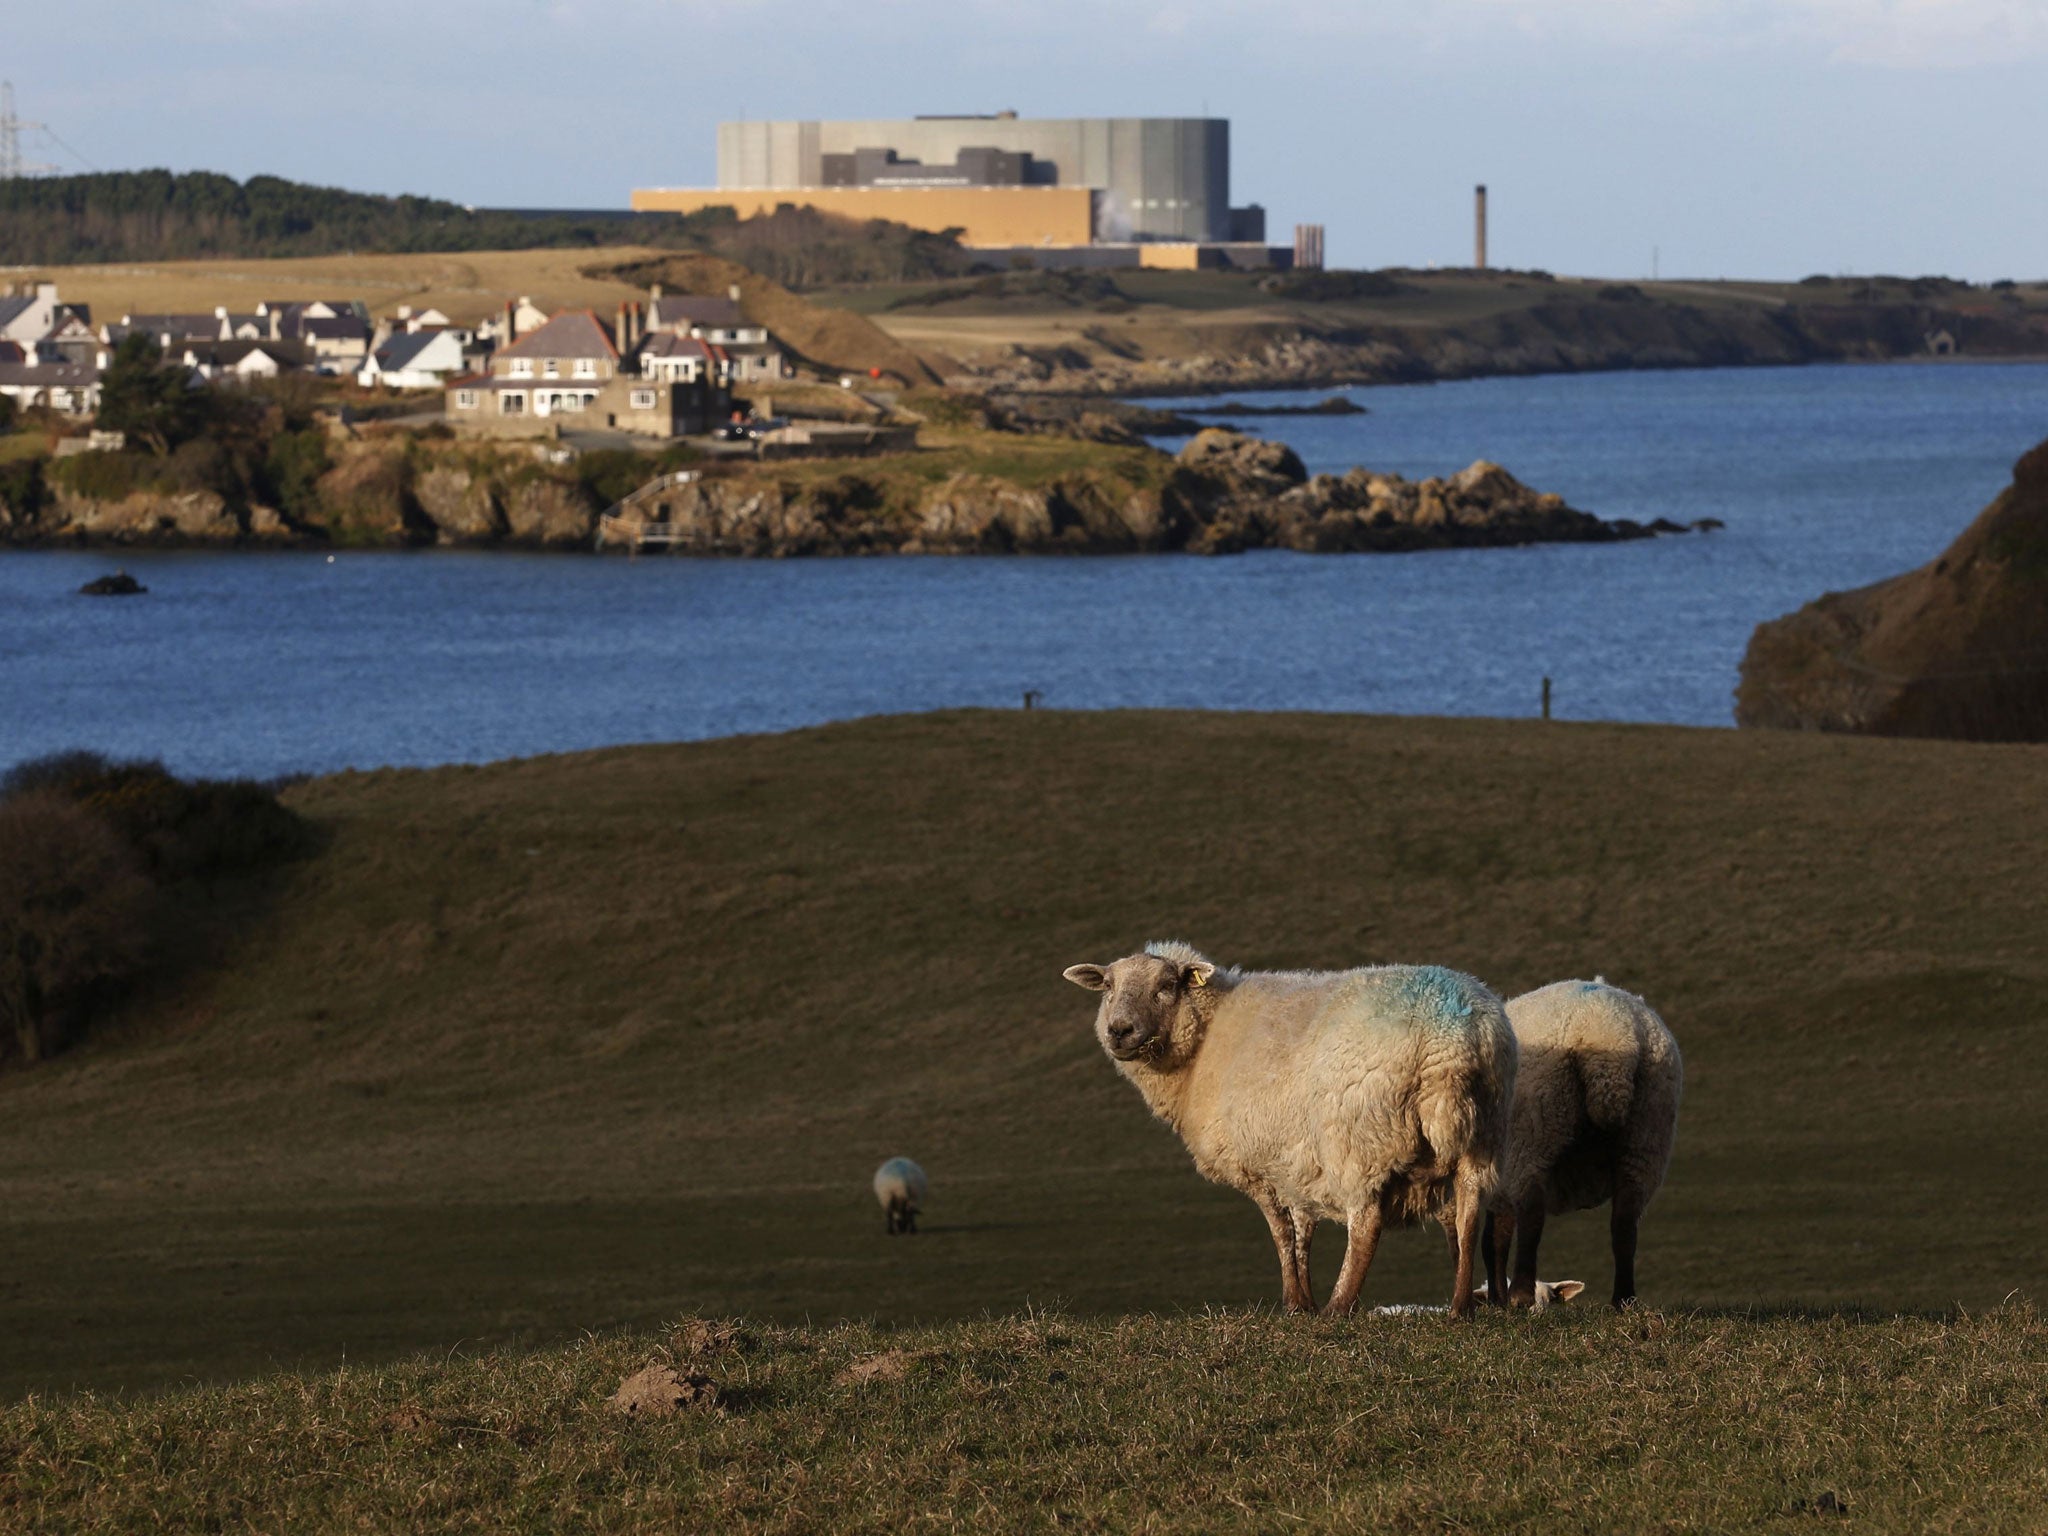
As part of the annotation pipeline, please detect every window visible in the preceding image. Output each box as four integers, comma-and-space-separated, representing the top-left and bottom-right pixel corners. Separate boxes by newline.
500, 391, 526, 415
559, 392, 587, 413
542, 359, 560, 378
456, 389, 477, 409
630, 389, 656, 410
572, 357, 596, 378
509, 359, 533, 378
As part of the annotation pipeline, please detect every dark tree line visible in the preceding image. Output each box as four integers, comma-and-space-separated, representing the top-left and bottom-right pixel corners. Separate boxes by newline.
0, 173, 977, 287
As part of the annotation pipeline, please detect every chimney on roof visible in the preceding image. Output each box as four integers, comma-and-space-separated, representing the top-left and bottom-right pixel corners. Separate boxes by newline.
616, 301, 631, 353
503, 297, 516, 343
728, 284, 742, 304
650, 283, 663, 301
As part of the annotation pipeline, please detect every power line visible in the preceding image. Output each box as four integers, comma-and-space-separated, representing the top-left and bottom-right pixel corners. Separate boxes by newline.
1, 81, 62, 179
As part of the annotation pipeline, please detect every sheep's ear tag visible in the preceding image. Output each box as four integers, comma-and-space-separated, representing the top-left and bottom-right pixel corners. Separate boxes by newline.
1188, 967, 1211, 987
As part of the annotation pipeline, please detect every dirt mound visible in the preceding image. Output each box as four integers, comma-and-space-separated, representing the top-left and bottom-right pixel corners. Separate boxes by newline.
586, 251, 937, 385
1737, 437, 2048, 740
608, 1363, 719, 1417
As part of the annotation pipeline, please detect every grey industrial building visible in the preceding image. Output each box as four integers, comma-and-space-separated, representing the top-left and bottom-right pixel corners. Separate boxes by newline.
715, 114, 1258, 244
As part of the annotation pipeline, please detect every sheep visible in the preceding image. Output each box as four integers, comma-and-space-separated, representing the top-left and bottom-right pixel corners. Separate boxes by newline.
1062, 942, 1517, 1318
1485, 979, 1683, 1310
1373, 1279, 1585, 1317
873, 1157, 928, 1235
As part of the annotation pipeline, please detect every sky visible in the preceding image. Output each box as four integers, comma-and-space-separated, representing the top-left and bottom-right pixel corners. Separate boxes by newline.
6, 0, 2045, 279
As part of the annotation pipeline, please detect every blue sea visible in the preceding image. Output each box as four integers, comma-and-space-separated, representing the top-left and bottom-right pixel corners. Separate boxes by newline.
4, 361, 2045, 780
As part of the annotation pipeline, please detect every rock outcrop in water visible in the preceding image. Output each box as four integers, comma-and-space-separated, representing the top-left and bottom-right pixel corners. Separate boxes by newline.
1737, 437, 2048, 741
602, 429, 1686, 556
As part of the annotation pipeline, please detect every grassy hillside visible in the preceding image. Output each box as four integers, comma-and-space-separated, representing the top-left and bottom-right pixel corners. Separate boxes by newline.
815, 268, 2048, 391
7, 1309, 2044, 1532
1, 711, 2045, 1408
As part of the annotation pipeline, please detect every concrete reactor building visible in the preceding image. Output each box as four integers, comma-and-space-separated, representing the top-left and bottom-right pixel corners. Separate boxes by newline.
633, 113, 1288, 266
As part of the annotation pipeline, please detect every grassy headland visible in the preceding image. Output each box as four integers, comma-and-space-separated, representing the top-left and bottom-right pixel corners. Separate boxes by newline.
6, 1309, 2045, 1532
1, 710, 2043, 1408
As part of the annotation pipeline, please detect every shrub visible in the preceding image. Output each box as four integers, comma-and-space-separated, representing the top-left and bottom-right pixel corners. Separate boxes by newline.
47, 448, 165, 502
0, 455, 46, 521
1597, 284, 1647, 303
1269, 269, 1410, 302
0, 393, 15, 432
1, 751, 315, 883
263, 427, 332, 521
0, 792, 154, 1066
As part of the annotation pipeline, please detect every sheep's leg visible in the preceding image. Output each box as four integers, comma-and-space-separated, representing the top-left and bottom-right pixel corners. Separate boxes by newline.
1484, 1210, 1514, 1307
1289, 1209, 1317, 1313
1255, 1193, 1314, 1312
1610, 1190, 1644, 1309
1509, 1198, 1546, 1308
1449, 1175, 1486, 1318
1321, 1202, 1385, 1317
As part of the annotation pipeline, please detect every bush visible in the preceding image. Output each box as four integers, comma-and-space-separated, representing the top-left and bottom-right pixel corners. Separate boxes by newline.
1597, 284, 1647, 303
0, 792, 154, 1066
262, 427, 332, 521
0, 455, 45, 520
0, 393, 15, 432
1, 751, 315, 883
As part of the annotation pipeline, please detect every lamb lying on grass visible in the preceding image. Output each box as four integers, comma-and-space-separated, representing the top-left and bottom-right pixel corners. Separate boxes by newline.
1373, 1279, 1585, 1316
873, 1158, 928, 1235
1487, 979, 1683, 1309
1063, 942, 1517, 1317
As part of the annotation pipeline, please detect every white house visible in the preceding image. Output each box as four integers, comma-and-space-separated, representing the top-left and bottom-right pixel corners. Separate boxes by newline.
643, 286, 789, 384
358, 328, 470, 389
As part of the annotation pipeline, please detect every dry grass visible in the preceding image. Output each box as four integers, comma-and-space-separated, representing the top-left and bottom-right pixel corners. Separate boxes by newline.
5, 1308, 2044, 1532
0, 710, 2044, 1412
9, 246, 665, 329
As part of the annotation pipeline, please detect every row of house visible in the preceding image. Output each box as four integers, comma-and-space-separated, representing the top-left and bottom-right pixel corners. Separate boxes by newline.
0, 283, 105, 414
443, 286, 791, 439
0, 277, 795, 442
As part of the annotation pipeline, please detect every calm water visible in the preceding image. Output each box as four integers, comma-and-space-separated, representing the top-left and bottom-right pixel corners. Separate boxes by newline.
4, 361, 2045, 780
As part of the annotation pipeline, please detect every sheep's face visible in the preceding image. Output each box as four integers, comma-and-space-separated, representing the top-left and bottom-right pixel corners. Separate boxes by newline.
1062, 953, 1215, 1063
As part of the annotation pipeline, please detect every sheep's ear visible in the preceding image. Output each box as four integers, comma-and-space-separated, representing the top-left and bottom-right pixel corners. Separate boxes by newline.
1550, 1280, 1586, 1304
1184, 960, 1217, 988
1062, 963, 1110, 991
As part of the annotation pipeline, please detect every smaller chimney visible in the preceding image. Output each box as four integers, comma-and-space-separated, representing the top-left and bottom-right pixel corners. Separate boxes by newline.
503, 297, 516, 342
650, 283, 663, 300
728, 284, 742, 303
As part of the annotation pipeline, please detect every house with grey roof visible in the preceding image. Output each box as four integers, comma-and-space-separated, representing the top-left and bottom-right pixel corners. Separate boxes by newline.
444, 309, 724, 438
0, 353, 107, 415
358, 328, 471, 390
0, 283, 62, 347
643, 284, 790, 385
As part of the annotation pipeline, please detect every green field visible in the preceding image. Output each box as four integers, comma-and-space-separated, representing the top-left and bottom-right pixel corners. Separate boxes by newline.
3, 710, 2044, 1408
8, 1309, 2044, 1532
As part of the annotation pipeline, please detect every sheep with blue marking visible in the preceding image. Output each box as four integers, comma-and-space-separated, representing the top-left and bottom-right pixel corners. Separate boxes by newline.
1485, 979, 1683, 1309
873, 1157, 928, 1235
1062, 942, 1517, 1317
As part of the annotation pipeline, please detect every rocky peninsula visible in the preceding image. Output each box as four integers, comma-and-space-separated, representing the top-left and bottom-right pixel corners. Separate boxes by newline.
0, 423, 1701, 558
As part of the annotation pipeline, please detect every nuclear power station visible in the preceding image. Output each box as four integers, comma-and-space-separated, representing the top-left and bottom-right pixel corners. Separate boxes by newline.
634, 113, 1293, 267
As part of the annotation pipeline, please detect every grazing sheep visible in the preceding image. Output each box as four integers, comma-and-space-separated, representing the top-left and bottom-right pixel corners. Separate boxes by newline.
873, 1157, 928, 1235
1062, 942, 1517, 1317
1485, 979, 1683, 1310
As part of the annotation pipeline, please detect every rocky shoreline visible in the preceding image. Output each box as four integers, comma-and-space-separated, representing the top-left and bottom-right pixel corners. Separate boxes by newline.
952, 297, 2048, 397
1, 426, 1709, 560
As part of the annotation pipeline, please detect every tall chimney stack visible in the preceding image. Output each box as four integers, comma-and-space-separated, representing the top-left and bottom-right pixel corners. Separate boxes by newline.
1474, 184, 1488, 271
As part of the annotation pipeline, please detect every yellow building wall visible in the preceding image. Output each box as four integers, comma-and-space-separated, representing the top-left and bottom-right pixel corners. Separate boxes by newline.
1138, 244, 1204, 269
630, 185, 1097, 248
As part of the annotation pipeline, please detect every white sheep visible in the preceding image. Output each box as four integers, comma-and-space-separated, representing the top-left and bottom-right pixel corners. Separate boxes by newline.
1373, 1278, 1585, 1317
1062, 941, 1518, 1317
873, 1157, 928, 1235
1487, 979, 1683, 1309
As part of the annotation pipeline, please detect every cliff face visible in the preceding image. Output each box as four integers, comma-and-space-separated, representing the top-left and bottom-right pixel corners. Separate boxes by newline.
1737, 439, 2048, 741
